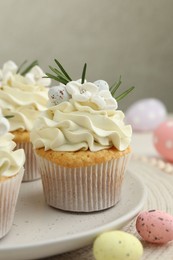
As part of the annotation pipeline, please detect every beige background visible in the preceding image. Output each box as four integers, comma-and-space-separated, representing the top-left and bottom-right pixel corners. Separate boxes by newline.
0, 0, 172, 111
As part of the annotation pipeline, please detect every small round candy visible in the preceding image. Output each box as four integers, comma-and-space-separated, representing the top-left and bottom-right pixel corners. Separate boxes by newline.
125, 98, 167, 132
48, 85, 70, 105
93, 230, 143, 260
94, 80, 109, 91
136, 210, 173, 244
154, 120, 173, 162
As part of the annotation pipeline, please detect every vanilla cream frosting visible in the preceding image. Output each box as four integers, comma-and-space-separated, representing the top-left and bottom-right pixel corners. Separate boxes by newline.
0, 112, 10, 136
0, 133, 25, 177
0, 61, 50, 131
0, 111, 25, 177
31, 98, 132, 152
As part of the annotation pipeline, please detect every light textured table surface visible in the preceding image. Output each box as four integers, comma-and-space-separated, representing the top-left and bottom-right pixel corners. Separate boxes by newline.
43, 131, 173, 260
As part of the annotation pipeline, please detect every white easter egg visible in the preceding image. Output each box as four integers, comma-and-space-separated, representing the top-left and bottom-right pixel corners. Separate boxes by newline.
94, 80, 109, 91
153, 120, 173, 162
125, 98, 167, 132
48, 85, 70, 105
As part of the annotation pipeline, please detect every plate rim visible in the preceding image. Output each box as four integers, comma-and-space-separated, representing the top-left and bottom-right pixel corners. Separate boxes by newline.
0, 169, 146, 255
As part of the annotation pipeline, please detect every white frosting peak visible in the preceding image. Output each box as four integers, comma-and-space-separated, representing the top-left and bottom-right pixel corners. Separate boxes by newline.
0, 116, 10, 136
0, 60, 18, 86
0, 60, 51, 87
25, 65, 51, 87
0, 108, 10, 137
0, 60, 50, 131
0, 132, 25, 177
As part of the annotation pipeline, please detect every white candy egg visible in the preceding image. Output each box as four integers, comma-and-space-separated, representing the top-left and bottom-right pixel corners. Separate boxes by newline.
153, 120, 173, 162
93, 231, 143, 260
48, 85, 70, 105
94, 80, 109, 91
125, 98, 167, 132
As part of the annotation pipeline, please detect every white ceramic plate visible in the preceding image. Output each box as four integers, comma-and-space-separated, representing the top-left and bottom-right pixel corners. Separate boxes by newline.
0, 170, 146, 260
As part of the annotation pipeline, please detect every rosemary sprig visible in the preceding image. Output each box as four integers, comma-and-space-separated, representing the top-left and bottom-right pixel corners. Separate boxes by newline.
81, 63, 87, 84
49, 66, 69, 81
4, 115, 14, 119
54, 59, 72, 81
48, 66, 69, 83
16, 60, 27, 74
18, 60, 39, 76
115, 86, 135, 101
110, 75, 134, 101
45, 59, 73, 85
45, 59, 134, 101
44, 73, 68, 85
46, 59, 88, 85
110, 76, 122, 96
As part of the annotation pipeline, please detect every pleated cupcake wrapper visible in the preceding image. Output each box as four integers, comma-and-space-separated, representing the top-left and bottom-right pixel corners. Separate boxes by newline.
36, 153, 131, 212
15, 142, 40, 182
0, 167, 24, 239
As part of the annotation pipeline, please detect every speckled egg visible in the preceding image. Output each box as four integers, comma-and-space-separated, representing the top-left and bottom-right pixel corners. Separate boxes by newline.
153, 120, 173, 163
136, 210, 173, 244
48, 85, 70, 105
94, 80, 109, 91
125, 98, 167, 132
93, 230, 143, 260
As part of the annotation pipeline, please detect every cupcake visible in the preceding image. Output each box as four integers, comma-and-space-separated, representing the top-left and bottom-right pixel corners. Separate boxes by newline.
31, 60, 134, 212
0, 113, 25, 239
0, 60, 51, 181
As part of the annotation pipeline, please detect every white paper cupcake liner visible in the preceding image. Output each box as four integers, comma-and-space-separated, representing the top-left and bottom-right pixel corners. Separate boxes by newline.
15, 142, 40, 182
36, 153, 131, 212
0, 167, 24, 239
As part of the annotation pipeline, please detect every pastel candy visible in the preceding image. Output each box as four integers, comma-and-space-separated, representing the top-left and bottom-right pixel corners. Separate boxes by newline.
136, 210, 173, 244
48, 85, 70, 105
94, 80, 109, 91
125, 98, 167, 132
153, 120, 173, 162
93, 230, 143, 260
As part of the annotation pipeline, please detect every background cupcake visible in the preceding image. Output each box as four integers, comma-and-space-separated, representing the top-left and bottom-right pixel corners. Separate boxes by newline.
31, 60, 133, 212
0, 60, 51, 181
0, 113, 25, 239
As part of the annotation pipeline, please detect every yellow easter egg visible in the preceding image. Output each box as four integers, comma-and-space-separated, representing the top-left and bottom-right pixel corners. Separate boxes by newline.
93, 231, 143, 260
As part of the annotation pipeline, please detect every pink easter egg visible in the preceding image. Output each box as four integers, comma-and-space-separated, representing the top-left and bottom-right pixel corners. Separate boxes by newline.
154, 120, 173, 162
136, 210, 173, 244
125, 98, 167, 132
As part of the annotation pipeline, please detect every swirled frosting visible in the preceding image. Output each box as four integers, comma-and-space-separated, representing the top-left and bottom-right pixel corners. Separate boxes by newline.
0, 74, 49, 131
0, 61, 50, 131
31, 98, 132, 152
0, 111, 10, 136
0, 112, 25, 177
0, 133, 25, 177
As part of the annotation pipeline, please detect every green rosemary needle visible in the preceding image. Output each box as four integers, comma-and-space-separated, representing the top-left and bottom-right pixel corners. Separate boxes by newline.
4, 115, 14, 119
81, 63, 87, 84
54, 59, 72, 81
115, 86, 135, 101
110, 76, 122, 96
16, 60, 27, 74
19, 60, 39, 76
